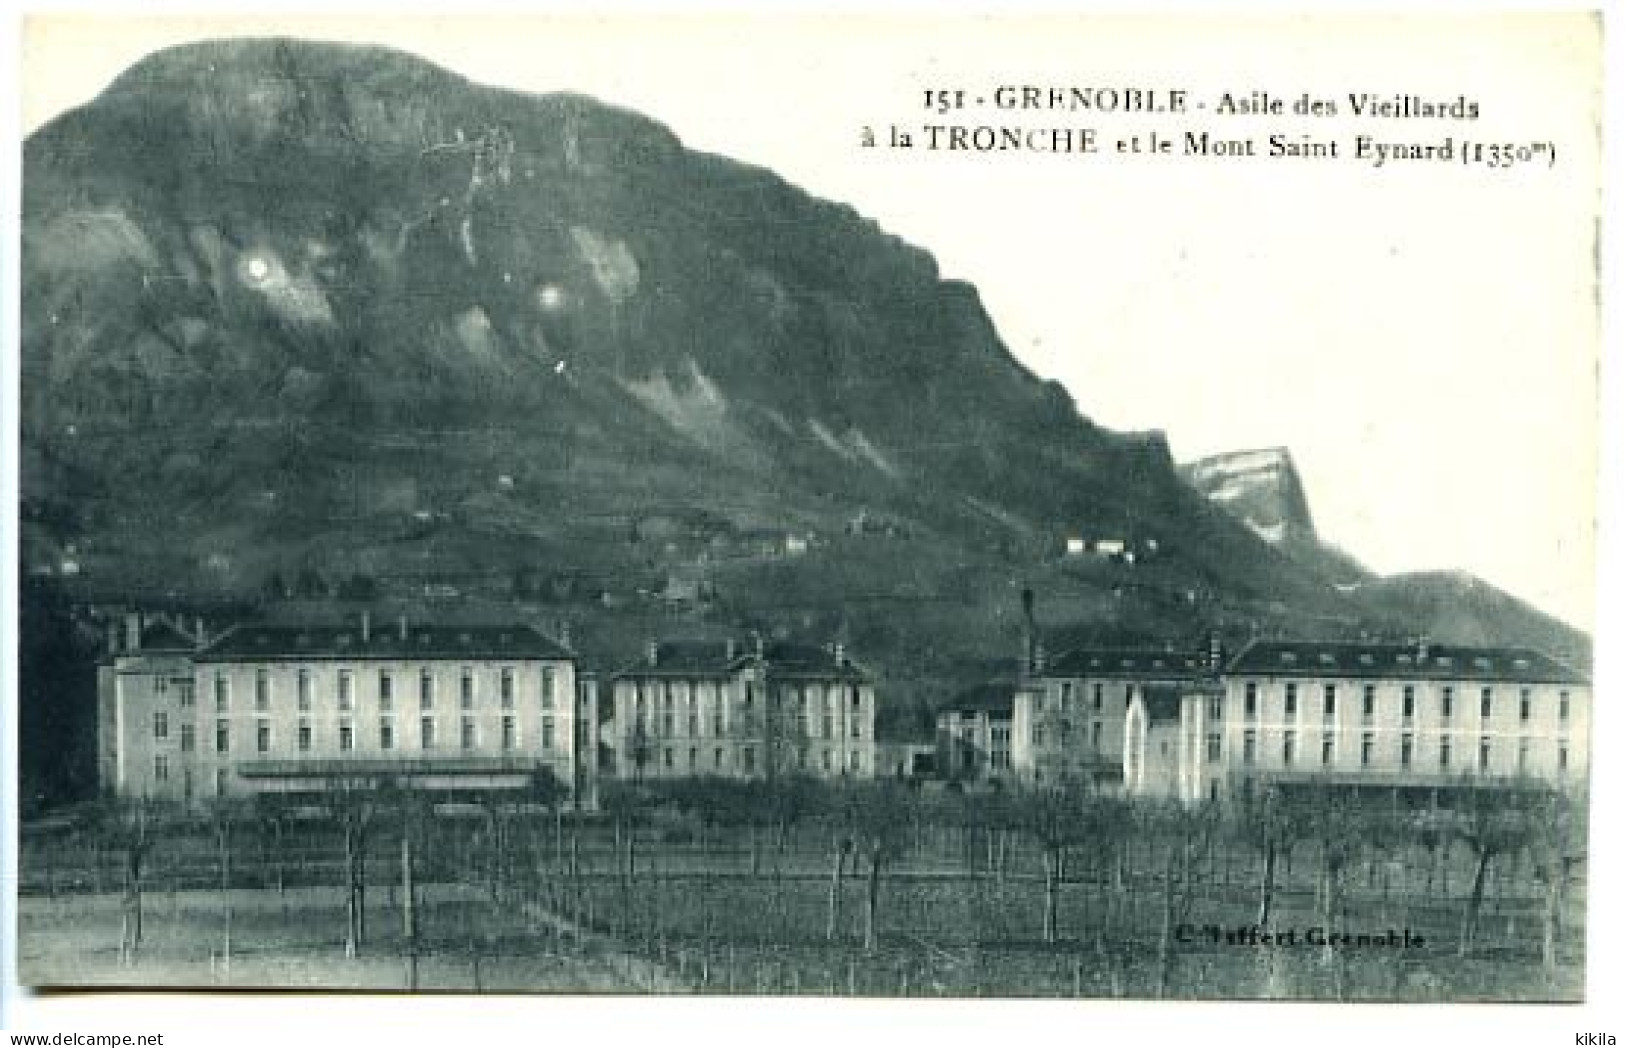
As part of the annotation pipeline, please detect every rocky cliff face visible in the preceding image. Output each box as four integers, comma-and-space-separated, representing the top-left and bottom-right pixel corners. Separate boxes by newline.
17, 39, 1590, 806
1180, 447, 1317, 546
24, 38, 1324, 607
20, 37, 1582, 669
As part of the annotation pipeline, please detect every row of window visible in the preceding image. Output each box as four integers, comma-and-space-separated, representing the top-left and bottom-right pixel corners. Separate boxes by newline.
207, 666, 560, 714
1220, 729, 1572, 773
201, 714, 559, 754
644, 744, 864, 775
1031, 720, 1105, 750
631, 707, 864, 740
632, 745, 758, 775
1055, 681, 1125, 711
1231, 682, 1571, 724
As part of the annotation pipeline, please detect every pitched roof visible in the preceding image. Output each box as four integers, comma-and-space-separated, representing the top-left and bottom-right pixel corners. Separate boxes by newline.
614, 640, 749, 679
1137, 682, 1187, 723
138, 620, 199, 653
612, 639, 867, 681
1224, 640, 1588, 685
1045, 646, 1208, 679
198, 623, 572, 662
945, 682, 1016, 715
764, 642, 866, 681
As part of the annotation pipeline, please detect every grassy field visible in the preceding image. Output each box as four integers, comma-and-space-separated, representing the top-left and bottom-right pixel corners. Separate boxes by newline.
16, 884, 677, 992
16, 806, 1585, 1000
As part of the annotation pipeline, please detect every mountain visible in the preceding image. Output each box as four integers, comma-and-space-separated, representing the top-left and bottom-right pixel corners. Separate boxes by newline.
1347, 571, 1591, 671
1180, 448, 1317, 546
1179, 447, 1369, 585
1180, 449, 1587, 667
17, 40, 1587, 801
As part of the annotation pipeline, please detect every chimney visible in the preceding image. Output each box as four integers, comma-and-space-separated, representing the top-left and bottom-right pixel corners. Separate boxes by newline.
1020, 587, 1039, 674
398, 614, 409, 641
106, 621, 120, 656
556, 619, 572, 650
361, 610, 371, 643
195, 616, 207, 647
124, 612, 142, 654
647, 641, 660, 666
1208, 631, 1224, 671
725, 637, 737, 662
833, 642, 846, 666
1417, 634, 1431, 662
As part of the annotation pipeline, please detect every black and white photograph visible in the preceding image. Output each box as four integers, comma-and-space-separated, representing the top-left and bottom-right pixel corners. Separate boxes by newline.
4, 8, 1609, 1028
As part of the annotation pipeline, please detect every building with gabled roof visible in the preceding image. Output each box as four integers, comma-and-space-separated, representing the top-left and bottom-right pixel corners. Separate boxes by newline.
943, 628, 1588, 806
98, 612, 587, 807
607, 637, 876, 782
1205, 638, 1589, 804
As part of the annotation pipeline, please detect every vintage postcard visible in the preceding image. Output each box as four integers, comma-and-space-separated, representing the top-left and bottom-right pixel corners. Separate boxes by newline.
5, 8, 1607, 1030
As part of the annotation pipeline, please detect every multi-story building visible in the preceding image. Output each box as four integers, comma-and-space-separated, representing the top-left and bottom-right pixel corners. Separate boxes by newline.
97, 615, 204, 801
938, 637, 1589, 806
1197, 639, 1591, 804
937, 681, 1022, 784
98, 614, 581, 806
607, 639, 877, 782
1020, 646, 1215, 789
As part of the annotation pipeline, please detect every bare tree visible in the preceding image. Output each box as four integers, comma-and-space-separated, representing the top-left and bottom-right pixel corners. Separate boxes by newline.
328, 778, 381, 958
205, 795, 255, 979
1232, 784, 1306, 928
1451, 781, 1543, 959
1011, 776, 1098, 944
1526, 786, 1586, 977
92, 798, 160, 966
834, 779, 916, 953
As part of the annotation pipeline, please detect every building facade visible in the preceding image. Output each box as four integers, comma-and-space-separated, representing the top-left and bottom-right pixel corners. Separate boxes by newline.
98, 616, 580, 806
1200, 639, 1591, 803
97, 616, 204, 802
1020, 646, 1215, 789
937, 638, 1589, 806
607, 640, 877, 782
937, 682, 1021, 784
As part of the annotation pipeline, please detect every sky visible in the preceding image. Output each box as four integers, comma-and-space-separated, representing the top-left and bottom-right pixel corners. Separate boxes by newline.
18, 12, 1602, 631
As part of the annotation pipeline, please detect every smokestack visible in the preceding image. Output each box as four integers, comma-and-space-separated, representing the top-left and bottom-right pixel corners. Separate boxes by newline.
124, 612, 142, 654
557, 619, 572, 650
1020, 587, 1038, 674
1208, 631, 1224, 671
361, 610, 371, 643
1416, 634, 1431, 662
834, 642, 846, 666
398, 614, 409, 641
647, 641, 660, 666
195, 616, 207, 647
726, 638, 737, 662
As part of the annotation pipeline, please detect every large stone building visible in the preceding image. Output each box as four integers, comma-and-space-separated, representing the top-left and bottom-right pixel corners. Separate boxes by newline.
937, 636, 1589, 805
937, 680, 1022, 782
98, 614, 587, 806
1196, 639, 1591, 804
607, 639, 877, 782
